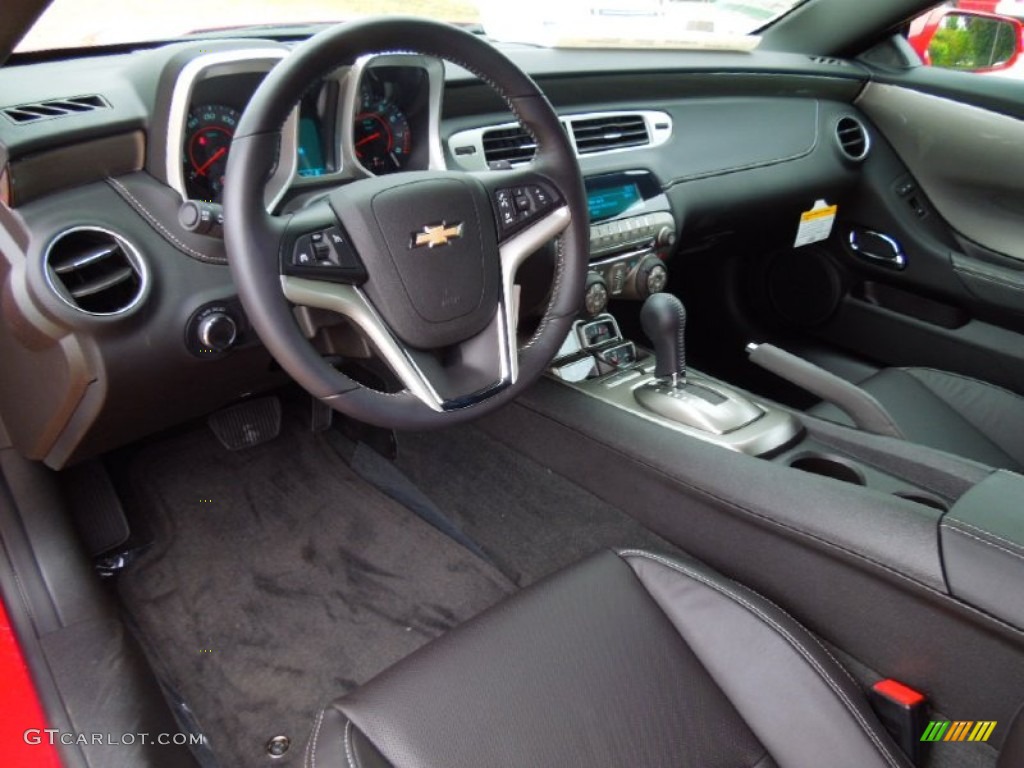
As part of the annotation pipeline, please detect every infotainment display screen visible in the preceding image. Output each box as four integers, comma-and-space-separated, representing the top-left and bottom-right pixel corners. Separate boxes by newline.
587, 182, 643, 222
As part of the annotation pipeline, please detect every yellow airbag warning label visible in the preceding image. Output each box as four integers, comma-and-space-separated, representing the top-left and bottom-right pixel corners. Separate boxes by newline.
794, 200, 838, 248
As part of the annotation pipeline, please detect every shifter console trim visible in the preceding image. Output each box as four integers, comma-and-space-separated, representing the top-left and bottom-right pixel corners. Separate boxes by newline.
563, 368, 804, 456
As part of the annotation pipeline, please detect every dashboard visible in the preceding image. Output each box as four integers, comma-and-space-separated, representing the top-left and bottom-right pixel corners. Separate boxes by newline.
0, 37, 873, 468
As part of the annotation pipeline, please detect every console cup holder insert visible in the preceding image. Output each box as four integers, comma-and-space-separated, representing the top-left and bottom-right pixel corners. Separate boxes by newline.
788, 453, 865, 486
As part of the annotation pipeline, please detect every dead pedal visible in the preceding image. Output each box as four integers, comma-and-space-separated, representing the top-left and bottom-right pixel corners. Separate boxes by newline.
208, 397, 282, 450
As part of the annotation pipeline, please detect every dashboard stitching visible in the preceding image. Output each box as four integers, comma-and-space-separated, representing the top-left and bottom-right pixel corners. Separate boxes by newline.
106, 177, 227, 265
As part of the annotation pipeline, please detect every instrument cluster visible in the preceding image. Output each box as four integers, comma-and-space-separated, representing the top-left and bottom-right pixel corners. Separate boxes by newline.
179, 57, 436, 204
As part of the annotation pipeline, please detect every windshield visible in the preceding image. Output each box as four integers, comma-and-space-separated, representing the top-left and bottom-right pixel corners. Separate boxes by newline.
16, 0, 805, 53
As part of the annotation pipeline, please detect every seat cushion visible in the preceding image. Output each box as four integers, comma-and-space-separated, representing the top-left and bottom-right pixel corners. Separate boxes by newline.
808, 367, 1024, 472
305, 550, 910, 768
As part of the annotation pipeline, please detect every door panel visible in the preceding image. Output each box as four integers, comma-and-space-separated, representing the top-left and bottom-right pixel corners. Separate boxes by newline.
858, 83, 1024, 261
789, 62, 1024, 396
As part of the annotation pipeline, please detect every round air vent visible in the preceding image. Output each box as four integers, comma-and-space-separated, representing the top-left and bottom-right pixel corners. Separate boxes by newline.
44, 227, 147, 315
835, 116, 870, 162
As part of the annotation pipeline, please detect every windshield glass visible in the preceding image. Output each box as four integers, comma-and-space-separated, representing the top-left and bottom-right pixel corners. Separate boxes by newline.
16, 0, 804, 53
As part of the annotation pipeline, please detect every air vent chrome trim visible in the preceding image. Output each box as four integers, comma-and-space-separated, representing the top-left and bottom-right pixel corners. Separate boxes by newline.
835, 116, 870, 162
570, 113, 650, 154
480, 125, 537, 166
2, 95, 109, 124
449, 110, 672, 171
44, 227, 148, 316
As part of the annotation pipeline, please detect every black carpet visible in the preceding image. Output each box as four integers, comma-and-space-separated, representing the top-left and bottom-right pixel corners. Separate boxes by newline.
115, 420, 514, 768
394, 424, 674, 586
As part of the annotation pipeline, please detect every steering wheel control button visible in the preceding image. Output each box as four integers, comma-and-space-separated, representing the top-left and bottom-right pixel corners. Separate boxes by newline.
286, 226, 367, 284
494, 182, 559, 236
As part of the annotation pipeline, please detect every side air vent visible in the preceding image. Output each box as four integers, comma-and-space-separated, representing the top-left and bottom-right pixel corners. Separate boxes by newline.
836, 116, 870, 162
481, 125, 537, 165
45, 228, 147, 315
2, 95, 109, 124
570, 114, 649, 154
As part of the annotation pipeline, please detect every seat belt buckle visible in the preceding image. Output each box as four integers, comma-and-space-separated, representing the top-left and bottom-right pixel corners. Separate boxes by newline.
869, 678, 928, 766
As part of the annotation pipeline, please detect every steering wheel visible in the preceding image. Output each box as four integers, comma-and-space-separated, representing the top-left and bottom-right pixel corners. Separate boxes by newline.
223, 17, 588, 430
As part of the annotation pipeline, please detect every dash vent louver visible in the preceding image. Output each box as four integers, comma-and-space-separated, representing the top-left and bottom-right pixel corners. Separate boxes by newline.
3, 95, 108, 124
836, 116, 870, 162
570, 114, 649, 154
481, 125, 537, 165
45, 228, 146, 315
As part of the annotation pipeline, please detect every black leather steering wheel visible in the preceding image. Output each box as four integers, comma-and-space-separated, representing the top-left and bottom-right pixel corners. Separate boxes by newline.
223, 17, 588, 429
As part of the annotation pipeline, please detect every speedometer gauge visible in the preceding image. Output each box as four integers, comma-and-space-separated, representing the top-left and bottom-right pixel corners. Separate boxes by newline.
354, 100, 411, 175
183, 104, 240, 202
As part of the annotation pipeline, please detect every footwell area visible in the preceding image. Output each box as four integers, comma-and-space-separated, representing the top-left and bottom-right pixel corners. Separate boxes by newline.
114, 421, 513, 768
114, 413, 672, 768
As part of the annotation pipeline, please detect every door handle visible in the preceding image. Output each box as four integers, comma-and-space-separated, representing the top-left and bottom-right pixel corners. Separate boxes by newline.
848, 228, 907, 270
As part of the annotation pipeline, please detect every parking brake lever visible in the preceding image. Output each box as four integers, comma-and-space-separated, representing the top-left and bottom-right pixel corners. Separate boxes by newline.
746, 342, 903, 439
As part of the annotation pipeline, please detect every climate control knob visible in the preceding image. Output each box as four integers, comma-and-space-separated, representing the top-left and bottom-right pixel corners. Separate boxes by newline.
636, 255, 669, 298
583, 272, 610, 318
656, 226, 677, 249
198, 312, 238, 352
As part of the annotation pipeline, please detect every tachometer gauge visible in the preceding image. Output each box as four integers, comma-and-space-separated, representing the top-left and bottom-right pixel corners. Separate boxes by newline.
183, 104, 241, 202
354, 100, 412, 175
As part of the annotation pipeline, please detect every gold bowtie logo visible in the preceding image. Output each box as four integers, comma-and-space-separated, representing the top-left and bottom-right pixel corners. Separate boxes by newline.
412, 221, 464, 249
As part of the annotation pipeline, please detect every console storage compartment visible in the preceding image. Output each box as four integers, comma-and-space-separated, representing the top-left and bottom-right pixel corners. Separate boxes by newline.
941, 471, 1024, 630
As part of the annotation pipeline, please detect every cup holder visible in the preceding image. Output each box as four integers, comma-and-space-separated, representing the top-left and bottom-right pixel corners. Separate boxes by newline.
788, 454, 865, 486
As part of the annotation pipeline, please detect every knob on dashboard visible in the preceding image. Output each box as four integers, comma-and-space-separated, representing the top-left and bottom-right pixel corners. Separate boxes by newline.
636, 255, 669, 298
583, 272, 609, 318
198, 312, 238, 352
656, 226, 677, 249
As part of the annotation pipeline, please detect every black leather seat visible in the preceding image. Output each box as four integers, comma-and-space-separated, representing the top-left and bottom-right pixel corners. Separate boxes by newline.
809, 367, 1024, 473
305, 549, 915, 768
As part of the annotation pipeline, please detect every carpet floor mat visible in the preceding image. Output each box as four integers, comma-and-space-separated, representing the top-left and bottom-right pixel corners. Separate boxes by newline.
114, 419, 514, 768
394, 424, 674, 586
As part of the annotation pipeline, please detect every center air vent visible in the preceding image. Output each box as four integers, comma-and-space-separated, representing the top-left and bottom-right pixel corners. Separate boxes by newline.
836, 116, 870, 162
481, 125, 537, 165
3, 95, 108, 124
570, 114, 650, 154
45, 228, 147, 315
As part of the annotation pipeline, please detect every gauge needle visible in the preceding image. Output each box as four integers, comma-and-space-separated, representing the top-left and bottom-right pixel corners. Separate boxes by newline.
194, 147, 227, 177
355, 132, 381, 148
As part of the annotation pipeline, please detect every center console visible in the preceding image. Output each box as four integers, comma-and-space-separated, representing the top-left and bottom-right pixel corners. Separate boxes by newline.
553, 168, 803, 456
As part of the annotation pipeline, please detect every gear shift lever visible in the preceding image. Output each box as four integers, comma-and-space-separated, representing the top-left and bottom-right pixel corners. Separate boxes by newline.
635, 293, 762, 434
641, 293, 687, 385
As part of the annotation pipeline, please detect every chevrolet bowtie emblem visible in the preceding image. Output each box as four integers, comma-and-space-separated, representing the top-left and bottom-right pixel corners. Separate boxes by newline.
412, 221, 464, 249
